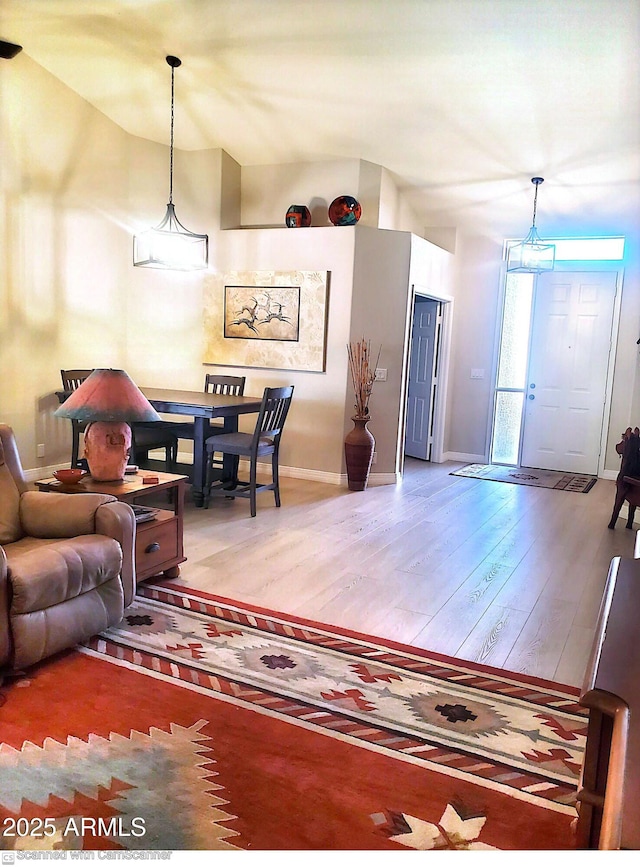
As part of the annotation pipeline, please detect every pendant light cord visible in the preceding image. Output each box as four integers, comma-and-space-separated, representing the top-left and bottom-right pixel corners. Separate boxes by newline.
165, 55, 182, 205
530, 177, 544, 230
169, 62, 175, 204
531, 183, 538, 229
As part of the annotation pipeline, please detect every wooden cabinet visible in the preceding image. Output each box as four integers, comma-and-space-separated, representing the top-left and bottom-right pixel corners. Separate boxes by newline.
576, 556, 640, 849
134, 508, 182, 582
36, 471, 187, 584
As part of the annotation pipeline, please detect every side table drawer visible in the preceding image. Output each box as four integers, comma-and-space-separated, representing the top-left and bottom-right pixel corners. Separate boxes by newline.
135, 517, 179, 578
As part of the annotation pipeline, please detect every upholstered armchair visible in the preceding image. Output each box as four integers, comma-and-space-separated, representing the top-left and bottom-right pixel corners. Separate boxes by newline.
0, 423, 136, 677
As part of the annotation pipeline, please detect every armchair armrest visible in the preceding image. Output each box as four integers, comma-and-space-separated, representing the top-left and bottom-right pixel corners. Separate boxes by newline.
0, 547, 10, 670
19, 491, 117, 538
95, 501, 137, 607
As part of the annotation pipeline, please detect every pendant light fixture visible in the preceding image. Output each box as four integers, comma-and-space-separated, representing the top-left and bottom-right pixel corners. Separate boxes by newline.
506, 177, 555, 273
133, 55, 208, 271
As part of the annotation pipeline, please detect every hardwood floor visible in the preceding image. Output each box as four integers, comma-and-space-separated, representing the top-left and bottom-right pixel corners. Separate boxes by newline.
171, 458, 636, 688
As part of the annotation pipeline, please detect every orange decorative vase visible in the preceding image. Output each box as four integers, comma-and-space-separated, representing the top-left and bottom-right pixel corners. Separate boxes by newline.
344, 416, 375, 491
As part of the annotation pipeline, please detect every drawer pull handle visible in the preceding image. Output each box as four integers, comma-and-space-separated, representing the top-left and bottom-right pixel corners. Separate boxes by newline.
145, 542, 161, 553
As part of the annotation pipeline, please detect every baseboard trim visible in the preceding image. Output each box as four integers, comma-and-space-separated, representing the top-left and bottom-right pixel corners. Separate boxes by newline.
25, 459, 398, 489
366, 471, 400, 486
443, 452, 486, 464
24, 462, 66, 482
245, 460, 398, 487
273, 463, 343, 486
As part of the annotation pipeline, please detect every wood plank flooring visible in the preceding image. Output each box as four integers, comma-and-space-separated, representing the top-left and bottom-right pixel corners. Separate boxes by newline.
170, 458, 636, 688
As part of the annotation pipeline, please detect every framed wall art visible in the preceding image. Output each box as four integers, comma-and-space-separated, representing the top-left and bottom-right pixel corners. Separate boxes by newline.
203, 270, 330, 372
223, 284, 300, 342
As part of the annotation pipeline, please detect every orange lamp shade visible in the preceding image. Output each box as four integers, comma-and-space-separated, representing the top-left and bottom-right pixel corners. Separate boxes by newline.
54, 369, 161, 423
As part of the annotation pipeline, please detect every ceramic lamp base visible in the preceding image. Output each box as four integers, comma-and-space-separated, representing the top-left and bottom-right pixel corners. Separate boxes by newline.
83, 421, 131, 481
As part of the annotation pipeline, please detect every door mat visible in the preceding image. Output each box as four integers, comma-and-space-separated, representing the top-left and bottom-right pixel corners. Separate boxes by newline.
451, 464, 597, 493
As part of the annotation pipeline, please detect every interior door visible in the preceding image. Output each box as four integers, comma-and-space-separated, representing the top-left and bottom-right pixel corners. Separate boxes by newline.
405, 298, 440, 460
520, 271, 617, 475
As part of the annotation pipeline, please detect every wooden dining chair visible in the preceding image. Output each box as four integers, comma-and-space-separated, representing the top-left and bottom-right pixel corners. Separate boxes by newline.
143, 373, 246, 470
60, 369, 93, 467
608, 427, 640, 529
162, 374, 247, 440
203, 385, 293, 517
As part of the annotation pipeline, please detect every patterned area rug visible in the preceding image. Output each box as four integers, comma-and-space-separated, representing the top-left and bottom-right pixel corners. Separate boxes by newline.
451, 464, 597, 493
0, 583, 588, 851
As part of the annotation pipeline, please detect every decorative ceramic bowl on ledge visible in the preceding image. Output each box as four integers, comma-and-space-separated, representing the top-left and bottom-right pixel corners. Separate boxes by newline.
53, 468, 87, 484
328, 195, 362, 226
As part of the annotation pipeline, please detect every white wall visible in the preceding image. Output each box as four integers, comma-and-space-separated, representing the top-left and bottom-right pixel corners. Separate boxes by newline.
603, 234, 640, 472
241, 158, 364, 228
350, 227, 412, 475
444, 231, 503, 461
183, 226, 357, 480
1, 54, 139, 467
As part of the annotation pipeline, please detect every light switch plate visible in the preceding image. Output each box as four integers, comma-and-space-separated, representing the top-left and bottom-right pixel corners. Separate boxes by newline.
471, 368, 485, 379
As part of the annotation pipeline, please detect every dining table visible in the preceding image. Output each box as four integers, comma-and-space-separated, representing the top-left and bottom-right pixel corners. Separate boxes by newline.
141, 387, 263, 507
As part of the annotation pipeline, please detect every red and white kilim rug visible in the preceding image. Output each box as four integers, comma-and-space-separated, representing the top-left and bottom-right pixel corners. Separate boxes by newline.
0, 581, 587, 851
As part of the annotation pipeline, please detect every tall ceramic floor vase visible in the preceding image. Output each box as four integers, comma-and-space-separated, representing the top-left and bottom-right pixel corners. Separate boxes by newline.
344, 416, 375, 491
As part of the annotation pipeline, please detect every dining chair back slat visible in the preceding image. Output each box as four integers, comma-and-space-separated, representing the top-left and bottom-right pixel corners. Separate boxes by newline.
254, 387, 292, 442
61, 369, 93, 393
60, 369, 93, 467
205, 374, 246, 396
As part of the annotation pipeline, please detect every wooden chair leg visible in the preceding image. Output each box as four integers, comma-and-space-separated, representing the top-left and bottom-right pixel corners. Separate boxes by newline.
71, 421, 80, 468
250, 457, 258, 517
627, 503, 636, 529
272, 449, 281, 508
609, 491, 626, 529
167, 441, 177, 471
228, 454, 240, 489
203, 445, 213, 509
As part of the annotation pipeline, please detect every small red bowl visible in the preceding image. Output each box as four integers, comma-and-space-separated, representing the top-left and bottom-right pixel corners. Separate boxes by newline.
53, 468, 87, 484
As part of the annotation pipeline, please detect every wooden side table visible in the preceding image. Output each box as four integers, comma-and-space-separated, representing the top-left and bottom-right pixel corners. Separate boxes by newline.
35, 471, 188, 584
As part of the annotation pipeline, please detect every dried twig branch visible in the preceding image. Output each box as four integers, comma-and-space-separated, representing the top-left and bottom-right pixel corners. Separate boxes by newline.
347, 338, 381, 418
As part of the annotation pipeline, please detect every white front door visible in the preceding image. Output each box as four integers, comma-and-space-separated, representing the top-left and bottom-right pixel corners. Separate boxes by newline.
520, 271, 617, 475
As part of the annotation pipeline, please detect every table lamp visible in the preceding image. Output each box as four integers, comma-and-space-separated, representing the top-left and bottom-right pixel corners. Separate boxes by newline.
54, 369, 161, 481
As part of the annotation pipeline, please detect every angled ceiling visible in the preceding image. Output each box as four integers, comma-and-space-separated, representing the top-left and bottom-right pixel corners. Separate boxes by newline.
1, 0, 639, 239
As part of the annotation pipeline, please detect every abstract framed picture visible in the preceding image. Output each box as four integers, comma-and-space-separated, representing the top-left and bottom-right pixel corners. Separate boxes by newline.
204, 270, 330, 372
223, 284, 300, 341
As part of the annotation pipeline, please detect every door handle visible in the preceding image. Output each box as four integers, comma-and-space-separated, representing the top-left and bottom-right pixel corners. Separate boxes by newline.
528, 394, 535, 400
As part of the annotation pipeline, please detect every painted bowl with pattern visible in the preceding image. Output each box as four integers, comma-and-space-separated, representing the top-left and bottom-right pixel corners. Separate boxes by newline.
328, 195, 362, 226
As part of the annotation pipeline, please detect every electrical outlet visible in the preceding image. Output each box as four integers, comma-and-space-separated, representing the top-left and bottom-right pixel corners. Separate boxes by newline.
372, 451, 377, 464
37, 443, 45, 458
374, 368, 388, 381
